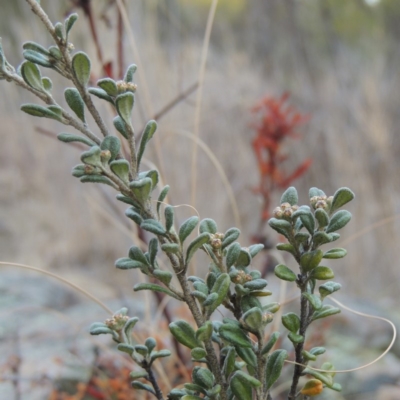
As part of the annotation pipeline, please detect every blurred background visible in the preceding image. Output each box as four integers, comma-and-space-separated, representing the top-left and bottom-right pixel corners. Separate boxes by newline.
0, 0, 399, 399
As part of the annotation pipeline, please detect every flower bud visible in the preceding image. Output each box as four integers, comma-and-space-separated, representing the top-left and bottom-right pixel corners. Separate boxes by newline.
100, 149, 111, 163
210, 238, 222, 249
273, 207, 283, 219
280, 202, 291, 210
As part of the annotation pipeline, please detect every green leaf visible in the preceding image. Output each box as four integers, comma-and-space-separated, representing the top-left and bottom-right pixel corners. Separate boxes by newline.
222, 347, 236, 378
274, 264, 297, 282
226, 242, 241, 268
130, 371, 148, 380
148, 237, 158, 267
141, 219, 166, 236
71, 164, 86, 178
235, 248, 252, 268
282, 312, 300, 333
110, 160, 130, 183
112, 115, 128, 138
288, 332, 304, 344
129, 178, 153, 205
302, 367, 334, 387
243, 279, 268, 291
301, 350, 317, 361
164, 206, 174, 232
192, 367, 215, 389
81, 146, 102, 167
323, 248, 347, 259
157, 185, 169, 217
326, 210, 352, 233
57, 133, 95, 147
161, 243, 180, 254
64, 88, 85, 122
261, 332, 280, 356
150, 349, 171, 363
169, 320, 202, 349
140, 170, 159, 190
97, 77, 118, 97
124, 64, 137, 82
309, 187, 326, 198
42, 77, 52, 92
199, 218, 218, 234
302, 292, 322, 310
265, 349, 288, 389
115, 92, 135, 128
23, 49, 53, 68
117, 343, 134, 355
129, 245, 150, 266
300, 250, 323, 272
48, 46, 62, 60
125, 207, 143, 225
230, 371, 261, 400
222, 228, 240, 249
268, 218, 292, 239
262, 302, 280, 313
241, 307, 263, 332
315, 208, 329, 229
21, 61, 44, 91
311, 266, 334, 280
137, 120, 157, 170
219, 323, 252, 348
153, 270, 173, 286
22, 42, 49, 56
131, 381, 155, 395
248, 243, 264, 258
101, 136, 120, 161
21, 103, 61, 121
115, 257, 146, 270
195, 321, 213, 342
313, 231, 331, 247
65, 13, 78, 35
185, 232, 210, 265
280, 186, 298, 206
134, 283, 181, 300
319, 281, 342, 298
191, 347, 207, 360
72, 52, 91, 87
123, 316, 139, 342
89, 88, 114, 104
179, 216, 199, 244
310, 347, 326, 356
330, 187, 355, 214
276, 243, 296, 256
54, 22, 65, 40
207, 273, 231, 314
80, 175, 115, 187
312, 305, 340, 321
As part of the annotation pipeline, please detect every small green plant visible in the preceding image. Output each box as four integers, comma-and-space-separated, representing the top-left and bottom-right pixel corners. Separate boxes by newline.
0, 2, 356, 399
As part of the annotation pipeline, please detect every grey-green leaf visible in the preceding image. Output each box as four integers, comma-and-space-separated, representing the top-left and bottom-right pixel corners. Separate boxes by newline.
326, 210, 352, 233
134, 283, 181, 300
261, 332, 280, 356
199, 218, 218, 234
219, 324, 252, 348
23, 49, 53, 68
280, 186, 298, 206
315, 208, 330, 229
312, 305, 340, 321
65, 13, 78, 35
300, 249, 323, 272
268, 218, 292, 239
230, 371, 261, 400
310, 266, 334, 280
330, 187, 355, 214
319, 281, 342, 299
226, 242, 241, 268
274, 264, 297, 282
222, 227, 240, 249
179, 216, 199, 244
186, 232, 210, 265
157, 185, 170, 217
266, 349, 288, 389
113, 115, 128, 138
129, 178, 153, 205
137, 120, 157, 170
302, 292, 322, 310
65, 87, 85, 122
282, 312, 300, 333
101, 136, 121, 161
124, 64, 137, 82
169, 320, 202, 349
115, 92, 134, 128
72, 52, 91, 87
110, 159, 130, 183
89, 88, 114, 104
21, 104, 61, 121
81, 146, 102, 167
57, 133, 95, 147
141, 219, 166, 236
97, 77, 118, 97
80, 175, 115, 187
323, 248, 347, 259
21, 61, 44, 91
164, 206, 174, 232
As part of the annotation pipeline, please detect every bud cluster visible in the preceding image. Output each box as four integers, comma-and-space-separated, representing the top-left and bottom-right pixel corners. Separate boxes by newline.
105, 313, 129, 331
310, 195, 333, 211
272, 202, 299, 219
116, 80, 138, 94
231, 270, 252, 284
209, 232, 224, 250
